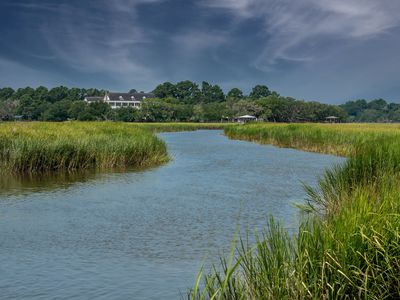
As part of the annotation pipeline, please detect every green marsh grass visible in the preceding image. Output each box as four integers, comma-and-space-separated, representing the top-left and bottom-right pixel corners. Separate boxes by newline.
190, 123, 400, 300
0, 122, 170, 173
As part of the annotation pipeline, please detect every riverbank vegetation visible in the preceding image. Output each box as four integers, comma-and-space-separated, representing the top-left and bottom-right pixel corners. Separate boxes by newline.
0, 122, 225, 174
0, 84, 345, 122
0, 122, 170, 173
2, 84, 399, 123
190, 123, 400, 299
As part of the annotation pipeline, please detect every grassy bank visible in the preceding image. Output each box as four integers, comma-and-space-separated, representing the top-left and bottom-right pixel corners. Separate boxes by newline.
0, 122, 171, 173
190, 123, 400, 300
0, 122, 226, 174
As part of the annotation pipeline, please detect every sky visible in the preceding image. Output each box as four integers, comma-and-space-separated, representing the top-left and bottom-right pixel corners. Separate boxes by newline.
0, 0, 399, 103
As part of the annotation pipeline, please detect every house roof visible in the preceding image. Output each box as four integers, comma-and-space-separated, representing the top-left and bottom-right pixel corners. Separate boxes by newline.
107, 92, 154, 101
237, 115, 257, 119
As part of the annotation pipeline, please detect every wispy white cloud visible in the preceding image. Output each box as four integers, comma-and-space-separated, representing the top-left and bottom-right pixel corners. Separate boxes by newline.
200, 0, 400, 69
38, 0, 164, 89
172, 31, 229, 52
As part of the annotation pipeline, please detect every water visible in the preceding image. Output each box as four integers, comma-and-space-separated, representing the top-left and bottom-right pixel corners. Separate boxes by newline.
0, 130, 344, 299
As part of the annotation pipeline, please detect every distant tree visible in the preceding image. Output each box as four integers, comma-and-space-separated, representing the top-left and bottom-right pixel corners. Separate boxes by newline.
201, 81, 225, 103
13, 87, 35, 100
340, 99, 368, 117
367, 99, 387, 111
42, 100, 72, 121
174, 81, 201, 104
87, 102, 113, 120
34, 86, 49, 102
200, 103, 227, 121
139, 99, 175, 122
68, 101, 87, 120
226, 88, 244, 101
0, 99, 18, 120
67, 88, 85, 101
48, 86, 69, 103
115, 107, 138, 122
388, 102, 400, 111
129, 89, 138, 94
231, 100, 263, 117
388, 108, 400, 122
17, 94, 50, 120
249, 85, 271, 99
84, 88, 104, 97
358, 109, 385, 122
0, 87, 15, 101
153, 82, 176, 98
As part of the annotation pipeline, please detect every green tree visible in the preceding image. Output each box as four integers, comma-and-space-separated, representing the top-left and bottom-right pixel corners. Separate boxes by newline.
34, 86, 49, 102
153, 82, 176, 98
67, 88, 85, 101
48, 86, 69, 103
0, 100, 17, 120
226, 88, 243, 101
13, 87, 35, 100
249, 85, 271, 99
68, 101, 87, 120
115, 107, 138, 122
175, 81, 201, 104
201, 81, 225, 103
42, 100, 72, 121
367, 99, 387, 111
17, 95, 50, 120
0, 87, 15, 101
231, 100, 263, 117
340, 99, 368, 117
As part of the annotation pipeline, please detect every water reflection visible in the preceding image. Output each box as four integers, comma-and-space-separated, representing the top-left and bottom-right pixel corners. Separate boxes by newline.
0, 130, 345, 300
0, 171, 98, 196
0, 166, 155, 197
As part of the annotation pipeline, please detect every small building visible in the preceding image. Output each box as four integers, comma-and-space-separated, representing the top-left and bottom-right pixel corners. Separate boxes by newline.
84, 91, 155, 109
235, 115, 257, 123
325, 116, 339, 123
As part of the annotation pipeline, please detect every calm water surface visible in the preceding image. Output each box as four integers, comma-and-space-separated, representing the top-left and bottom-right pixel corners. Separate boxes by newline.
0, 130, 344, 299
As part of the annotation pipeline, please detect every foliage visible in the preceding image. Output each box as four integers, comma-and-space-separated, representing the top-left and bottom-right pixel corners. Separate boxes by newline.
226, 88, 244, 101
189, 123, 400, 299
340, 98, 400, 122
0, 122, 169, 173
3, 83, 398, 123
249, 84, 271, 99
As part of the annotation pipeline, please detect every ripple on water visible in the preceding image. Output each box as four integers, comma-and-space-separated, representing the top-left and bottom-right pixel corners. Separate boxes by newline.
0, 130, 345, 300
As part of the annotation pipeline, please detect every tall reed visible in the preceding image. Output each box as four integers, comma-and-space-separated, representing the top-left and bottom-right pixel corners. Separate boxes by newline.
190, 123, 400, 300
0, 122, 169, 173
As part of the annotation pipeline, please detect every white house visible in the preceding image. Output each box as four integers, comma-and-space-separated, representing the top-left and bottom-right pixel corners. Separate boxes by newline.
84, 91, 154, 109
235, 115, 257, 123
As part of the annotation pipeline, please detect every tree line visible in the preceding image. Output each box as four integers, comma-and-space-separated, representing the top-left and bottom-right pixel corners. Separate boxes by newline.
0, 82, 397, 122
339, 99, 400, 122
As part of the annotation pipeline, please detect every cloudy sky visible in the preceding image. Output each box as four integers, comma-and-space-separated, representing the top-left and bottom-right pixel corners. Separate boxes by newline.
0, 0, 399, 103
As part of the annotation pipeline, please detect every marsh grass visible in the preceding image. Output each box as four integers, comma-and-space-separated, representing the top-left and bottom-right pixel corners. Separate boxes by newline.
190, 123, 400, 300
0, 122, 171, 173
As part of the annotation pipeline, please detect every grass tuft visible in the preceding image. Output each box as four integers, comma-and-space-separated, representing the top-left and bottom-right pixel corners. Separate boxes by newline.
190, 123, 400, 300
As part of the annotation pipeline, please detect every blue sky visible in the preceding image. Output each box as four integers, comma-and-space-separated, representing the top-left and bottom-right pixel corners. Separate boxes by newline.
0, 0, 399, 103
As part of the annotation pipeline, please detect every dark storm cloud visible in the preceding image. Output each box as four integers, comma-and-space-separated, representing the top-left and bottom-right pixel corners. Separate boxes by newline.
0, 0, 399, 102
